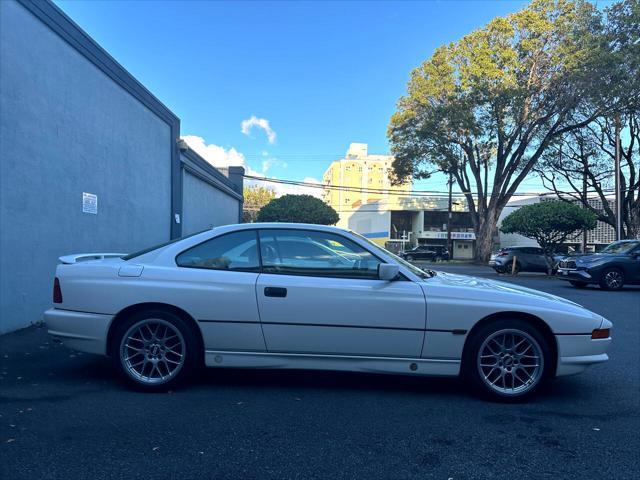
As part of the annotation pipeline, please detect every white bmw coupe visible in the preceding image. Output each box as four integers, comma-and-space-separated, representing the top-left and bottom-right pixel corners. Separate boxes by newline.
44, 223, 612, 401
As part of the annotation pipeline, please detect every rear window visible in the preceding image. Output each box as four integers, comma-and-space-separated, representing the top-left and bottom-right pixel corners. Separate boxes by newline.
122, 230, 209, 261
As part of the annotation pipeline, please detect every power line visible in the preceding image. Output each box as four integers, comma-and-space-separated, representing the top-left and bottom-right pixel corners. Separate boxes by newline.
243, 174, 618, 198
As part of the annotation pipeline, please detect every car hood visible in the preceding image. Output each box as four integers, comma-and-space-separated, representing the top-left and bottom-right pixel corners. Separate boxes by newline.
574, 254, 616, 263
424, 271, 581, 307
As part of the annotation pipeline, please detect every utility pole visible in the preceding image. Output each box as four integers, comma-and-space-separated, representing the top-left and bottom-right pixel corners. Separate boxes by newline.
615, 113, 622, 240
582, 160, 588, 252
447, 171, 453, 256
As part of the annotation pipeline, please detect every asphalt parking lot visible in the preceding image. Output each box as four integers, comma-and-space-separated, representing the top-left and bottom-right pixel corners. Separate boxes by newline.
1, 265, 638, 480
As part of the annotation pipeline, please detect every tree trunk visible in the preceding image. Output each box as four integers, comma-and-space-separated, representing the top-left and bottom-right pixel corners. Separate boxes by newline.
475, 212, 498, 263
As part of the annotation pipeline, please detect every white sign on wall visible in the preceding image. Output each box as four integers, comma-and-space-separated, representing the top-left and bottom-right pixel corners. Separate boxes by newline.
420, 231, 476, 240
82, 192, 98, 214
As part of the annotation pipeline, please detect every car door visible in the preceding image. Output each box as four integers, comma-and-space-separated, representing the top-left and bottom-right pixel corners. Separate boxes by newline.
519, 248, 537, 271
627, 245, 640, 282
529, 248, 548, 272
255, 228, 426, 357
173, 229, 265, 352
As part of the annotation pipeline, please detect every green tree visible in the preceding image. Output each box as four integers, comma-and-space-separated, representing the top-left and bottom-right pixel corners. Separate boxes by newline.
257, 194, 339, 225
500, 200, 597, 272
243, 185, 276, 223
388, 0, 611, 262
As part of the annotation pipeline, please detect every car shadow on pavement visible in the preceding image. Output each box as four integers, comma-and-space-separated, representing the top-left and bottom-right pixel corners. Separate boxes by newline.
0, 326, 601, 405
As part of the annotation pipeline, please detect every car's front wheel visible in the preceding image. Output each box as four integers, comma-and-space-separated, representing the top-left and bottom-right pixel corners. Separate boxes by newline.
599, 268, 625, 290
111, 310, 200, 391
463, 319, 552, 402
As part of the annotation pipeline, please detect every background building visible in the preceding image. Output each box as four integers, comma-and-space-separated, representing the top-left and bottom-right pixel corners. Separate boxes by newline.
322, 143, 411, 244
322, 145, 475, 257
499, 194, 619, 252
0, 0, 243, 334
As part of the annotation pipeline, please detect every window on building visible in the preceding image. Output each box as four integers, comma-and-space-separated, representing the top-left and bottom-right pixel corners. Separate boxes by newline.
176, 230, 260, 271
258, 229, 381, 278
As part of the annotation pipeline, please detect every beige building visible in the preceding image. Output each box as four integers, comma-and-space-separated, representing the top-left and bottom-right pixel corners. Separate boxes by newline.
322, 143, 412, 243
320, 144, 475, 257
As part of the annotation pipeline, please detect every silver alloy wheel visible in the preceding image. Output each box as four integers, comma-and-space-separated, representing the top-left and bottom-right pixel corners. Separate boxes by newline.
604, 270, 623, 289
120, 318, 185, 385
477, 329, 544, 396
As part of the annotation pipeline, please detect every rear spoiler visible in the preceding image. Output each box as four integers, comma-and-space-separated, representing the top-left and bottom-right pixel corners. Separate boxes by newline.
58, 253, 126, 265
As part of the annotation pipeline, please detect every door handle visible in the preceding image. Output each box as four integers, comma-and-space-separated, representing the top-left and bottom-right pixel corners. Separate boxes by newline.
264, 287, 287, 298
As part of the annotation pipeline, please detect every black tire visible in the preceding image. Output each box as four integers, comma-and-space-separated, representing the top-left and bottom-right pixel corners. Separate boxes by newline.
462, 319, 553, 402
509, 262, 520, 275
435, 256, 443, 263
110, 309, 201, 392
569, 281, 588, 288
599, 268, 625, 290
406, 255, 414, 262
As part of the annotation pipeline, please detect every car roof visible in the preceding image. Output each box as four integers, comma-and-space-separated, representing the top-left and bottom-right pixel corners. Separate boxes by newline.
211, 222, 348, 234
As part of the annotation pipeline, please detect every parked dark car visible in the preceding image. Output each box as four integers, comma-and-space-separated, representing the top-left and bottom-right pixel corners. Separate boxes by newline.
557, 240, 640, 290
400, 245, 450, 262
489, 246, 561, 274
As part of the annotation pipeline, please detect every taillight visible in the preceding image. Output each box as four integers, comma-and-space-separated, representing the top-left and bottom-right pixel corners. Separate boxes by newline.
53, 277, 63, 304
591, 328, 610, 339
497, 252, 508, 257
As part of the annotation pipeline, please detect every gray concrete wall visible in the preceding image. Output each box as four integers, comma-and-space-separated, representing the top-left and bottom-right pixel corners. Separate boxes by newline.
182, 170, 241, 235
0, 1, 173, 333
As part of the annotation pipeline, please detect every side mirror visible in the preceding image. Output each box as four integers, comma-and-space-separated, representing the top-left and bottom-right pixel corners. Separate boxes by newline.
378, 263, 399, 281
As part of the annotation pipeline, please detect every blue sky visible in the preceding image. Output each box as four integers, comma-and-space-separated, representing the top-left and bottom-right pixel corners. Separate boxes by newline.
55, 0, 534, 194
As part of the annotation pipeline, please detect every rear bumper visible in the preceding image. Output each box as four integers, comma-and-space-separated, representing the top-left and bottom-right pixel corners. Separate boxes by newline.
44, 308, 113, 355
555, 332, 611, 376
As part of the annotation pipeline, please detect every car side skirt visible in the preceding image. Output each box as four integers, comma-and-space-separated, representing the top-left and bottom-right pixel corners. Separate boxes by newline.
204, 350, 461, 376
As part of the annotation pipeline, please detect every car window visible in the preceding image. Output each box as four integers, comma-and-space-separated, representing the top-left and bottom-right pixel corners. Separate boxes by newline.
176, 230, 260, 271
123, 229, 209, 261
602, 241, 640, 254
259, 229, 381, 279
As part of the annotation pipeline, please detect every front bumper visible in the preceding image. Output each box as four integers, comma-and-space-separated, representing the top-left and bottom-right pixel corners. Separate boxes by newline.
44, 308, 113, 355
556, 268, 594, 283
555, 318, 612, 376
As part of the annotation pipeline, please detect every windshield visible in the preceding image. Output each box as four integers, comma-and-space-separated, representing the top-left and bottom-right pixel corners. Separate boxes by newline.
601, 240, 640, 254
350, 232, 434, 279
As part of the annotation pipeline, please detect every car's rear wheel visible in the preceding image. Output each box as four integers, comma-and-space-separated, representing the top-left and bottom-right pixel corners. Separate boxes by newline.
569, 281, 588, 288
406, 255, 414, 261
111, 310, 200, 391
599, 268, 624, 290
435, 256, 443, 262
463, 319, 552, 402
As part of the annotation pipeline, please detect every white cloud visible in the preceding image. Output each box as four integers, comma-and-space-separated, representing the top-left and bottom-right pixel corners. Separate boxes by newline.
272, 176, 323, 198
241, 116, 277, 144
181, 135, 247, 170
260, 156, 287, 174
182, 134, 320, 199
